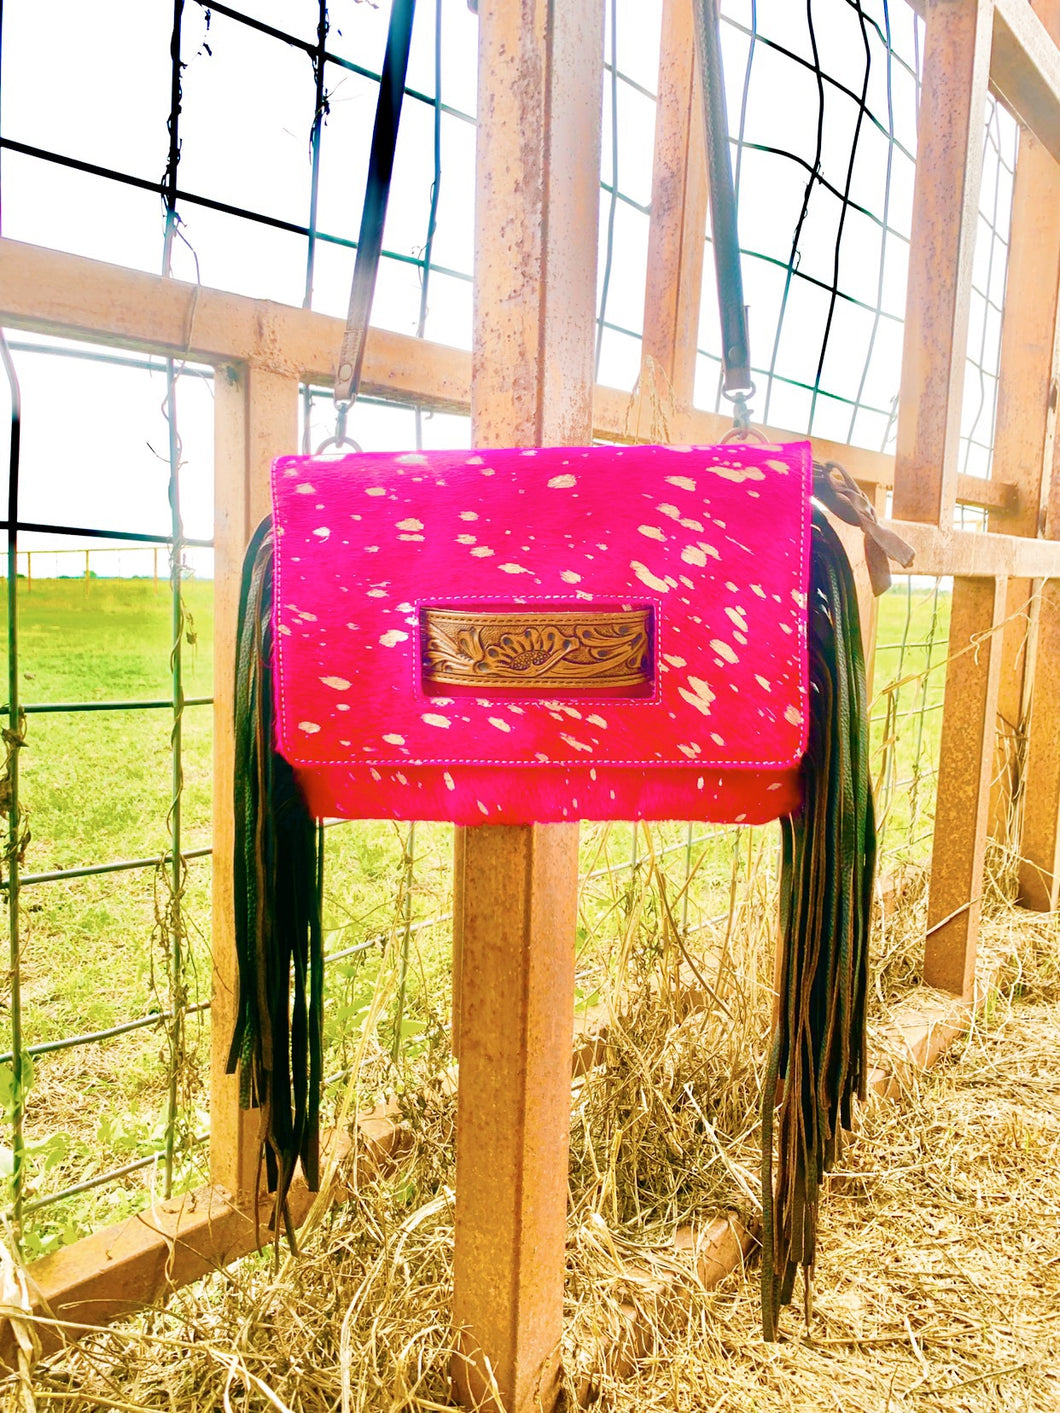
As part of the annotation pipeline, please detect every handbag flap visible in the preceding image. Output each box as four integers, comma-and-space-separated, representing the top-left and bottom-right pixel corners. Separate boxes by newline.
271, 442, 811, 772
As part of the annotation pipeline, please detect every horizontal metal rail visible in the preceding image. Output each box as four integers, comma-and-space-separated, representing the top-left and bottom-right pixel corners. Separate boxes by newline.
0, 518, 213, 548
5, 340, 214, 378
17, 1133, 209, 1217
0, 1001, 211, 1065
3, 698, 212, 715
0, 941, 381, 1067
303, 384, 458, 411
581, 830, 725, 884
325, 1065, 356, 1089
324, 937, 381, 967
871, 703, 945, 725
4, 846, 212, 890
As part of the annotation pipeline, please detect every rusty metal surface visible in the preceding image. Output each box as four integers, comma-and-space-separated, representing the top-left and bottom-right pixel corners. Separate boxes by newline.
0, 238, 1033, 530
989, 577, 1037, 842
469, 3, 603, 451
452, 824, 580, 1413
992, 0, 1060, 160
894, 0, 994, 527
990, 2, 1060, 539
1019, 580, 1060, 908
451, 2, 604, 1409
984, 58, 1060, 831
924, 575, 1007, 997
640, 0, 709, 413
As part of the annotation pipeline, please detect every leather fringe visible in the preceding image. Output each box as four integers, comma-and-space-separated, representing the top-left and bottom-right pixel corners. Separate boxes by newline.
227, 518, 324, 1254
760, 508, 875, 1339
227, 506, 873, 1301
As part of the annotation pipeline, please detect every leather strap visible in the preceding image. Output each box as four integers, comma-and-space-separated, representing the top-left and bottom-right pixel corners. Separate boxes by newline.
812, 460, 916, 596
334, 0, 417, 411
692, 0, 917, 589
692, 0, 753, 403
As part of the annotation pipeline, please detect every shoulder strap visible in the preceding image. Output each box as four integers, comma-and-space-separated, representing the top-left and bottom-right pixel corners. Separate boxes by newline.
692, 0, 753, 409
334, 0, 418, 412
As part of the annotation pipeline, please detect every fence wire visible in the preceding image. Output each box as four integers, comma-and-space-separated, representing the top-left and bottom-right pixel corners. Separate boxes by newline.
691, 2, 1019, 488
0, 0, 1024, 1250
871, 577, 950, 867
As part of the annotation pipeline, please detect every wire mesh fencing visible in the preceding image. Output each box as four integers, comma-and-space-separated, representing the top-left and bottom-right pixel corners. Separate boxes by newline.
0, 556, 1000, 1255
694, 3, 1019, 486
871, 576, 950, 869
0, 0, 1025, 1253
0, 347, 215, 1252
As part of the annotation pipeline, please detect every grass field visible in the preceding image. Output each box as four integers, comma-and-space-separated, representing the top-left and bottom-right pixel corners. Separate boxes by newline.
0, 576, 951, 1255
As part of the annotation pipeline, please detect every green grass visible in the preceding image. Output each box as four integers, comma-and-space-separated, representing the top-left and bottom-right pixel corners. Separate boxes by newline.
5, 579, 215, 1028
0, 575, 952, 1255
869, 581, 951, 865
0, 578, 216, 1251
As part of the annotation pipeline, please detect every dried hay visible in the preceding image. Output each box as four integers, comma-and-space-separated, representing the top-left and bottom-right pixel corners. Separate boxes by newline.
7, 851, 1060, 1413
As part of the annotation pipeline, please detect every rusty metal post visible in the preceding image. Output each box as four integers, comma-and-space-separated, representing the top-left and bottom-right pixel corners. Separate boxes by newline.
894, 0, 999, 998
450, 827, 465, 1060
923, 576, 1007, 997
1019, 579, 1060, 909
452, 828, 580, 1412
987, 1, 1060, 848
892, 0, 993, 526
639, 0, 708, 420
451, 3, 604, 1410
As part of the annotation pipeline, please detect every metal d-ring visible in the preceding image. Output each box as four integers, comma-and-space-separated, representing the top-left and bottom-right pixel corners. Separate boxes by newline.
722, 381, 757, 428
314, 400, 364, 455
717, 382, 767, 443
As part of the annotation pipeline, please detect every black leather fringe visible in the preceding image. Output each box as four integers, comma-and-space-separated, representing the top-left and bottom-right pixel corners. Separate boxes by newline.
227, 518, 324, 1253
227, 506, 872, 1297
761, 508, 875, 1338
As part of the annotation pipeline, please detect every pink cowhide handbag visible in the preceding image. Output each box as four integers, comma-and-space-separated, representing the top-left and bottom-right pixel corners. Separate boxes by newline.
231, 433, 907, 1338
269, 439, 810, 827
226, 0, 913, 1342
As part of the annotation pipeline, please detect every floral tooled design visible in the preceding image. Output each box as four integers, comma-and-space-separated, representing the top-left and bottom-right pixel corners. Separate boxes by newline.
422, 610, 650, 688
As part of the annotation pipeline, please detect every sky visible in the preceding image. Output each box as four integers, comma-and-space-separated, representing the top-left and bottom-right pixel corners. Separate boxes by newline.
0, 0, 1018, 578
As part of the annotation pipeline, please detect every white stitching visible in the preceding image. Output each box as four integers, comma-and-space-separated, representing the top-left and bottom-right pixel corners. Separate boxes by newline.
271, 444, 813, 771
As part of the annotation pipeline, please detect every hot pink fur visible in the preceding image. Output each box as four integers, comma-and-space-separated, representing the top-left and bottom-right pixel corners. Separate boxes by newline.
271, 441, 811, 824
